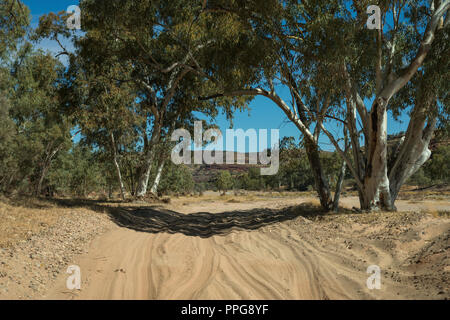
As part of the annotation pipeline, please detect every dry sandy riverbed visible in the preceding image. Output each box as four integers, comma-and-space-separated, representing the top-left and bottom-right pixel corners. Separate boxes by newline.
0, 193, 449, 300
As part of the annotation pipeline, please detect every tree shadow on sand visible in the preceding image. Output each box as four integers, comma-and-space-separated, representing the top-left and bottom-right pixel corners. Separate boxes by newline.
50, 198, 325, 238
107, 203, 325, 238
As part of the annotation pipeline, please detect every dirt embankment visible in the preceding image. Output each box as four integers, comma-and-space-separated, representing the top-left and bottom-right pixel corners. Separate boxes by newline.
1, 194, 449, 300
0, 200, 114, 299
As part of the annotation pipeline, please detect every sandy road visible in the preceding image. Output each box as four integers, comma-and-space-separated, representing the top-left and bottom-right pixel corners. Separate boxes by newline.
43, 196, 449, 300
45, 222, 364, 299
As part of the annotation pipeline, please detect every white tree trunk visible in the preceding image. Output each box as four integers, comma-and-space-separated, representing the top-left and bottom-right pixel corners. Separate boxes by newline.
390, 139, 432, 200
136, 124, 161, 199
136, 149, 157, 198
112, 154, 126, 201
357, 1, 448, 211
150, 160, 165, 195
110, 133, 126, 200
360, 96, 437, 210
361, 98, 394, 211
389, 98, 437, 202
333, 158, 347, 212
333, 129, 349, 212
36, 142, 62, 196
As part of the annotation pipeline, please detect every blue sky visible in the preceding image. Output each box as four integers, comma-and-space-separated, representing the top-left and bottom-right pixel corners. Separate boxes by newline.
23, 0, 409, 153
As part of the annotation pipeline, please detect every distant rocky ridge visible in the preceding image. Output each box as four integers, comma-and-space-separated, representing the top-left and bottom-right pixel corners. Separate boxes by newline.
187, 151, 263, 184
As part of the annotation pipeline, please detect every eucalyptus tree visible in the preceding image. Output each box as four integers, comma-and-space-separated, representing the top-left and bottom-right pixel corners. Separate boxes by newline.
0, 0, 26, 192
202, 0, 449, 211
0, 1, 76, 195
149, 109, 196, 196
307, 0, 450, 211
0, 0, 29, 61
8, 47, 72, 195
200, 0, 347, 210
278, 0, 449, 211
0, 46, 72, 195
68, 0, 266, 198
0, 0, 28, 139
66, 58, 141, 200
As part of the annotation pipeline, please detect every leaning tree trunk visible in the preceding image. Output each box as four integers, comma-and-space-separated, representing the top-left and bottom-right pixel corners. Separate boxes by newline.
112, 152, 126, 200
304, 137, 333, 211
333, 130, 349, 212
110, 133, 126, 201
203, 84, 334, 210
290, 77, 333, 211
35, 143, 62, 196
127, 164, 136, 197
389, 97, 437, 203
150, 160, 165, 195
136, 147, 158, 198
333, 160, 347, 212
136, 124, 162, 199
36, 164, 50, 196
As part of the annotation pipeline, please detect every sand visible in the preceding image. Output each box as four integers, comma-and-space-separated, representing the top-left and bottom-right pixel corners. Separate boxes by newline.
40, 195, 449, 300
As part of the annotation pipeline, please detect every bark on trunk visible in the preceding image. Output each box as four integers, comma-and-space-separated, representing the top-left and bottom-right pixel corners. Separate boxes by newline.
333, 159, 346, 212
110, 133, 126, 201
361, 98, 395, 211
36, 165, 50, 196
128, 164, 136, 197
350, 1, 446, 211
333, 130, 349, 212
304, 138, 333, 211
136, 150, 156, 198
150, 160, 165, 195
291, 79, 332, 211
360, 93, 437, 211
136, 124, 162, 199
112, 152, 126, 200
35, 143, 62, 196
389, 97, 437, 202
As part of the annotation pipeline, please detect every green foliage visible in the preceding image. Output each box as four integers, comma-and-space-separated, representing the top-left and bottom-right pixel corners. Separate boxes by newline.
194, 182, 207, 196
216, 170, 234, 194
239, 168, 266, 191
408, 145, 450, 186
48, 145, 108, 197
0, 0, 29, 60
158, 163, 195, 196
407, 168, 432, 187
268, 137, 315, 191
1, 0, 448, 203
0, 40, 71, 194
0, 95, 18, 192
425, 145, 450, 183
233, 137, 347, 192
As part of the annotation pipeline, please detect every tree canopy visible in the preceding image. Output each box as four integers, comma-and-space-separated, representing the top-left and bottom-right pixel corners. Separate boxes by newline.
0, 0, 448, 212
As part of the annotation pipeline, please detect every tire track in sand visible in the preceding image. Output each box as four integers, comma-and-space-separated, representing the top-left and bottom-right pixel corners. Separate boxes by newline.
44, 221, 383, 300
44, 198, 429, 300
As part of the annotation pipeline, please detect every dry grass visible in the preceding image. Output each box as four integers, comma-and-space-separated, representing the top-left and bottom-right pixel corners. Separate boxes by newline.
399, 191, 445, 201
114, 191, 327, 206
428, 210, 450, 219
436, 210, 450, 218
397, 185, 450, 201
0, 197, 68, 248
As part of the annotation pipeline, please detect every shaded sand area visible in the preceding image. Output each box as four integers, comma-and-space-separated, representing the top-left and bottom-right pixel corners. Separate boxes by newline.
33, 193, 449, 300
